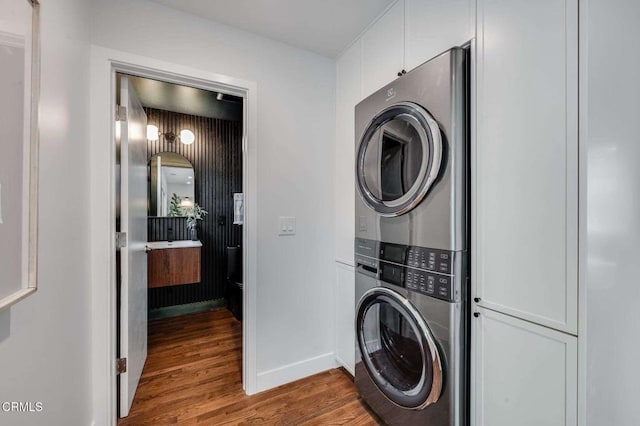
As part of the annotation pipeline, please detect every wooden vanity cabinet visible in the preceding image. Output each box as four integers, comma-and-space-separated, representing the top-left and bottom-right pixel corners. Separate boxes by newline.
148, 246, 201, 288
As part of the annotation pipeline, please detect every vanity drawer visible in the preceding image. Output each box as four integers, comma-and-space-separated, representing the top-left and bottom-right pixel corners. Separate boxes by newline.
148, 246, 201, 288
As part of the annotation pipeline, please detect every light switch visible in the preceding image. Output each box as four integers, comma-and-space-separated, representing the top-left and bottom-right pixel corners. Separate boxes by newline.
278, 216, 296, 236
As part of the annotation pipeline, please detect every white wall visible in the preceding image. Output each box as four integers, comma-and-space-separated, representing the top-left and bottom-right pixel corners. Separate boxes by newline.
90, 0, 336, 388
0, 0, 92, 425
582, 0, 640, 425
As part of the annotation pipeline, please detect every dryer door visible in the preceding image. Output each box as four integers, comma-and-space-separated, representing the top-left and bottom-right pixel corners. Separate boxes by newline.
356, 287, 443, 409
356, 102, 442, 217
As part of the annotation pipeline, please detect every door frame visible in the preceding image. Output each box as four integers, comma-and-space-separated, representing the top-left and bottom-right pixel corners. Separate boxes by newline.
89, 46, 259, 425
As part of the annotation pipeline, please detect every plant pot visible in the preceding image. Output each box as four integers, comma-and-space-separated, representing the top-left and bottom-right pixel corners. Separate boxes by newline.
189, 226, 198, 241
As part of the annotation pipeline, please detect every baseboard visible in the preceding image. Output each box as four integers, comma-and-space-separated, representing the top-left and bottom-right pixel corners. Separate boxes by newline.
148, 299, 226, 320
256, 352, 338, 392
334, 354, 355, 377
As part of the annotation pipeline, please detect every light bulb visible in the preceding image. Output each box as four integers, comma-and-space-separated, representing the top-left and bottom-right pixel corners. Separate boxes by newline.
180, 129, 195, 145
147, 124, 159, 141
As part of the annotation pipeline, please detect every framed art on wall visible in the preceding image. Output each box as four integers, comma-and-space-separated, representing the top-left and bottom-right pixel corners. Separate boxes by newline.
0, 0, 40, 310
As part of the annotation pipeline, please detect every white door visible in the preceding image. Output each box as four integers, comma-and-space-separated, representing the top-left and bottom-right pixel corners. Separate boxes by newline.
474, 0, 578, 334
472, 307, 577, 426
118, 76, 148, 417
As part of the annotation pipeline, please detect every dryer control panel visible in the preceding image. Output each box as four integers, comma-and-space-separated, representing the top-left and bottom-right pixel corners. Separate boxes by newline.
355, 238, 466, 303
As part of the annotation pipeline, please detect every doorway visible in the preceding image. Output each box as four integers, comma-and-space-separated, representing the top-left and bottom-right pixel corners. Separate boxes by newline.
89, 48, 259, 425
115, 73, 246, 418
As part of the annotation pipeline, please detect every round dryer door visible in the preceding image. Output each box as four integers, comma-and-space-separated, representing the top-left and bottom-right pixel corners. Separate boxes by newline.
356, 102, 442, 217
356, 287, 443, 409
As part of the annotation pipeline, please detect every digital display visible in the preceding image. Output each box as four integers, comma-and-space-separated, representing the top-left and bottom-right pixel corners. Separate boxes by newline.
380, 263, 404, 286
382, 244, 405, 264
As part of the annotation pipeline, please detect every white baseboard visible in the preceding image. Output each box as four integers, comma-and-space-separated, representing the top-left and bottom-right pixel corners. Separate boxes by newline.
334, 354, 355, 376
256, 352, 338, 392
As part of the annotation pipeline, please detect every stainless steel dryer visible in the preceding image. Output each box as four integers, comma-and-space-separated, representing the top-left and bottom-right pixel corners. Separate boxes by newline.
354, 47, 469, 426
355, 47, 468, 251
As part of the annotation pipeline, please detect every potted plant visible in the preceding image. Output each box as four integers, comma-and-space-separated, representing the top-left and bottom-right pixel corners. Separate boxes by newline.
184, 203, 208, 241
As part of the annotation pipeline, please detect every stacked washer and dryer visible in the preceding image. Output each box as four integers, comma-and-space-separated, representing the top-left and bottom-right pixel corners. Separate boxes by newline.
354, 47, 469, 426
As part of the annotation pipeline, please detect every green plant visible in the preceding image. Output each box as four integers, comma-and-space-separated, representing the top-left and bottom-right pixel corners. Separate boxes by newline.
185, 203, 208, 230
168, 193, 183, 217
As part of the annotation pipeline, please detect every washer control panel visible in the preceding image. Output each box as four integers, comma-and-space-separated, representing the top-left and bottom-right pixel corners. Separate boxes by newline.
404, 268, 452, 300
355, 238, 464, 302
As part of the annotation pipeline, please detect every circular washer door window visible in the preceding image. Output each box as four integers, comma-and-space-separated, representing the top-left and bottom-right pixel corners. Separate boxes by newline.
356, 287, 444, 409
356, 102, 442, 217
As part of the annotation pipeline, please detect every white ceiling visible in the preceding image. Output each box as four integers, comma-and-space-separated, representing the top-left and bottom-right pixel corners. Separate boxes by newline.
149, 0, 395, 57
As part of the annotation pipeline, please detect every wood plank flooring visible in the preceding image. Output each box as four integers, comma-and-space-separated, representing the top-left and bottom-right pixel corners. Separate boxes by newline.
119, 308, 376, 425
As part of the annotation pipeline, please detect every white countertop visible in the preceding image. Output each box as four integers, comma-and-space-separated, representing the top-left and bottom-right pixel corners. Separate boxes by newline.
146, 240, 202, 250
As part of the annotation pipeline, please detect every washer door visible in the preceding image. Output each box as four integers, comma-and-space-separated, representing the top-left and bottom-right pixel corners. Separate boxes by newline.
356, 102, 443, 217
356, 287, 443, 409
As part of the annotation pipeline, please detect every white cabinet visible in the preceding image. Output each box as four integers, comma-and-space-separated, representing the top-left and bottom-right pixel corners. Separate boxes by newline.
472, 308, 577, 426
335, 263, 355, 374
474, 0, 578, 334
361, 0, 405, 97
334, 40, 361, 374
405, 0, 474, 71
335, 40, 361, 264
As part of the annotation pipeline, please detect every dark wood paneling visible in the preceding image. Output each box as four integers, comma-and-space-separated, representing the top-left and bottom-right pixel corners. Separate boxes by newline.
148, 247, 201, 288
146, 108, 242, 309
118, 309, 376, 425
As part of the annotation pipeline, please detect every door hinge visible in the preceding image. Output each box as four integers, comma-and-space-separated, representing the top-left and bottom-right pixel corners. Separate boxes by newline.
116, 105, 127, 122
116, 232, 127, 248
116, 358, 127, 375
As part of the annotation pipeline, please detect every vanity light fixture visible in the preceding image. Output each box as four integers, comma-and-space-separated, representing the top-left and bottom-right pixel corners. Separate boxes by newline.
147, 124, 159, 141
146, 124, 195, 145
180, 129, 195, 145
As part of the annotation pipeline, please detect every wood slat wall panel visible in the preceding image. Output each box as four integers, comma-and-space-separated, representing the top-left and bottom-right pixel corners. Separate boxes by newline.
145, 107, 242, 309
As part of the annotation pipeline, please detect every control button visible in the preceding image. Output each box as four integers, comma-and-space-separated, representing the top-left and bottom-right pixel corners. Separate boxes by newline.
426, 276, 435, 294
438, 262, 450, 273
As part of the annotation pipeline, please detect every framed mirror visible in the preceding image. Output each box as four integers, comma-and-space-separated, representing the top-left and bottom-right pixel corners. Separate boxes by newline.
149, 152, 195, 217
0, 0, 40, 310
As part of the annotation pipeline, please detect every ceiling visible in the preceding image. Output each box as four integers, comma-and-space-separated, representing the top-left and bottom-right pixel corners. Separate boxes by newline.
163, 166, 194, 185
126, 75, 242, 121
149, 0, 395, 57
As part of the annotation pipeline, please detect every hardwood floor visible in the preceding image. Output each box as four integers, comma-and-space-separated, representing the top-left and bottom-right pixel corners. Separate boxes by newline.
119, 308, 376, 425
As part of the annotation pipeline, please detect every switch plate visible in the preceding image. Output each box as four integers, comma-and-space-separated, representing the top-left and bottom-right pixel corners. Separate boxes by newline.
278, 216, 296, 236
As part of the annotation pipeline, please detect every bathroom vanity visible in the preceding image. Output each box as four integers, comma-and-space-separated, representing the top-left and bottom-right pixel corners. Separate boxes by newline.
146, 240, 202, 288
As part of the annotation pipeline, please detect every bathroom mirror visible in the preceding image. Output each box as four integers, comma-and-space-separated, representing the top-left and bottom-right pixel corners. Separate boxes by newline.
0, 0, 40, 311
149, 152, 195, 217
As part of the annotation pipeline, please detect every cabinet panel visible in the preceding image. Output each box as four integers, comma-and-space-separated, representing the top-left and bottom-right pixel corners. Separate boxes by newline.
148, 247, 201, 288
361, 0, 405, 98
474, 0, 578, 333
405, 0, 474, 71
473, 308, 577, 426
335, 40, 361, 264
335, 263, 355, 374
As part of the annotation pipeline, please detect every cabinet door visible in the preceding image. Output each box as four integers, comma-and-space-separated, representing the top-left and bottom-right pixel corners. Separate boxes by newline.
474, 0, 578, 333
335, 40, 361, 264
473, 308, 577, 426
361, 0, 405, 97
335, 263, 355, 374
405, 0, 474, 71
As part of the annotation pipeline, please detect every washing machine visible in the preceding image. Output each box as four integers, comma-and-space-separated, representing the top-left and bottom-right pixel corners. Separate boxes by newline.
354, 47, 469, 426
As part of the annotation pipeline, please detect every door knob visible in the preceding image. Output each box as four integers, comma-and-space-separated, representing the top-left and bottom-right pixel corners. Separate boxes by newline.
473, 312, 480, 318
474, 297, 481, 303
